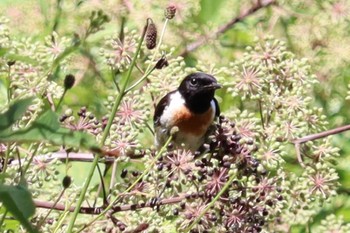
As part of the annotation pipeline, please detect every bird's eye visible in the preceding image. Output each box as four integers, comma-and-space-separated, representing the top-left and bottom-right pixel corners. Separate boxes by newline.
190, 78, 198, 86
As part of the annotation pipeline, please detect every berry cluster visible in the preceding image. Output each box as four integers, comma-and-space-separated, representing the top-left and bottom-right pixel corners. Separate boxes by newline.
108, 116, 284, 232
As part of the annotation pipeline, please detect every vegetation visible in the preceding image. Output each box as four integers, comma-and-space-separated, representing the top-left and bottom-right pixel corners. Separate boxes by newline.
1, 0, 350, 232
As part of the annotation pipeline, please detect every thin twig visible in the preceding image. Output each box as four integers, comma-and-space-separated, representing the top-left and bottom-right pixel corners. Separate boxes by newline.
8, 152, 113, 165
179, 0, 277, 56
292, 124, 350, 167
293, 124, 350, 144
33, 193, 188, 215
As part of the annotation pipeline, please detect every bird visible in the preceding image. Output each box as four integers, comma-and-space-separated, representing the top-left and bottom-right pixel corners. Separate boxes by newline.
154, 72, 221, 152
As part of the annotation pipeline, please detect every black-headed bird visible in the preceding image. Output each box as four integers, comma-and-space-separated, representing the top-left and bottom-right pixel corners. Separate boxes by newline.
154, 72, 221, 151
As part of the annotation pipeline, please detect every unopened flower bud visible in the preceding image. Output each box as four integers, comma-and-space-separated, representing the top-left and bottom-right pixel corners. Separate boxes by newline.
170, 126, 179, 135
146, 19, 157, 50
7, 61, 16, 67
62, 175, 72, 189
165, 5, 176, 19
155, 56, 169, 69
64, 74, 75, 90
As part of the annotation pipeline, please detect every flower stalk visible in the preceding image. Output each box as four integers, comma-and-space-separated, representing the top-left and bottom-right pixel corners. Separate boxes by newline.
66, 20, 149, 232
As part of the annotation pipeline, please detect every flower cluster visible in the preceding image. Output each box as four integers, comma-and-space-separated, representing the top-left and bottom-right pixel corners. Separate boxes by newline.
0, 2, 347, 232
100, 29, 138, 72
105, 116, 284, 232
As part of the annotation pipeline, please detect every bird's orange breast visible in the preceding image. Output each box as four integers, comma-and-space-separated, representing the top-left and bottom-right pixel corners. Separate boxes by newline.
172, 105, 214, 136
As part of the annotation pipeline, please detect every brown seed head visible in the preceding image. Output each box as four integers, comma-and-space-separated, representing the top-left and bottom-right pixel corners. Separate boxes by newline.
146, 19, 157, 50
165, 5, 176, 19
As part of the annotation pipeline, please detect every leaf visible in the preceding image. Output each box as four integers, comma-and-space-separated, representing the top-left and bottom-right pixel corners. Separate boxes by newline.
0, 110, 100, 151
0, 184, 38, 233
0, 79, 8, 106
0, 48, 9, 57
4, 53, 39, 66
197, 0, 226, 24
0, 97, 34, 131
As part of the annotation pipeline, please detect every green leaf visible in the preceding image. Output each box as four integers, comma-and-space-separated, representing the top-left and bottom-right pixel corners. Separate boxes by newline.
0, 79, 8, 106
0, 110, 100, 151
0, 97, 34, 131
0, 48, 9, 57
197, 0, 226, 24
0, 184, 38, 233
4, 53, 39, 66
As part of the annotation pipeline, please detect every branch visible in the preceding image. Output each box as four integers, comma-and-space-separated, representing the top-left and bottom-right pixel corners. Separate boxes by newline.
8, 149, 145, 166
292, 124, 350, 144
8, 152, 114, 165
292, 124, 350, 167
34, 200, 103, 215
179, 0, 277, 56
33, 193, 190, 215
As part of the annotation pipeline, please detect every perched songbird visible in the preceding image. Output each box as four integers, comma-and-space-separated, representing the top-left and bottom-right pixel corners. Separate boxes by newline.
154, 72, 221, 151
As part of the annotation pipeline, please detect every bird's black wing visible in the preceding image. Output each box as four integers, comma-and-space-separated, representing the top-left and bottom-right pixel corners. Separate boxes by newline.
213, 97, 220, 117
153, 91, 175, 127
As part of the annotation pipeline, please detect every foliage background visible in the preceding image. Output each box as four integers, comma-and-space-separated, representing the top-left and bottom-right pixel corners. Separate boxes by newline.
1, 0, 350, 232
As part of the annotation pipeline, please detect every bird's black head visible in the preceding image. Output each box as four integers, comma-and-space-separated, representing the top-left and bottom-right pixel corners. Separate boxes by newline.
178, 72, 221, 114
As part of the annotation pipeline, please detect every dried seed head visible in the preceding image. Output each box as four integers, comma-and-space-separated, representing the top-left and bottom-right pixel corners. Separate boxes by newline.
64, 74, 75, 90
165, 5, 176, 19
146, 19, 157, 50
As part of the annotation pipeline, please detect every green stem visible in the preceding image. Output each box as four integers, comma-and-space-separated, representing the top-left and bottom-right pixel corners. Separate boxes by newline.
66, 22, 148, 233
2, 143, 11, 174
7, 66, 11, 104
52, 0, 63, 32
55, 89, 67, 111
22, 143, 40, 175
120, 135, 172, 194
125, 66, 155, 93
38, 189, 65, 228
125, 18, 169, 93
184, 170, 236, 232
53, 209, 70, 233
77, 135, 173, 232
258, 99, 265, 130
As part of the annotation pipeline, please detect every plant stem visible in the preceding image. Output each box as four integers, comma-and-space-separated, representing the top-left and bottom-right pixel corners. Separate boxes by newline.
7, 65, 11, 104
293, 124, 350, 144
55, 89, 66, 111
2, 143, 11, 174
125, 66, 155, 93
258, 99, 265, 129
77, 135, 173, 232
109, 160, 118, 192
66, 22, 148, 233
184, 170, 236, 232
119, 135, 172, 195
34, 187, 190, 214
125, 18, 169, 93
22, 143, 40, 175
52, 0, 63, 32
179, 0, 277, 56
38, 189, 65, 228
293, 124, 350, 167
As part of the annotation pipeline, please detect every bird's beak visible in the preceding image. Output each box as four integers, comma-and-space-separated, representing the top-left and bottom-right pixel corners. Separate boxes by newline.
203, 83, 222, 90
